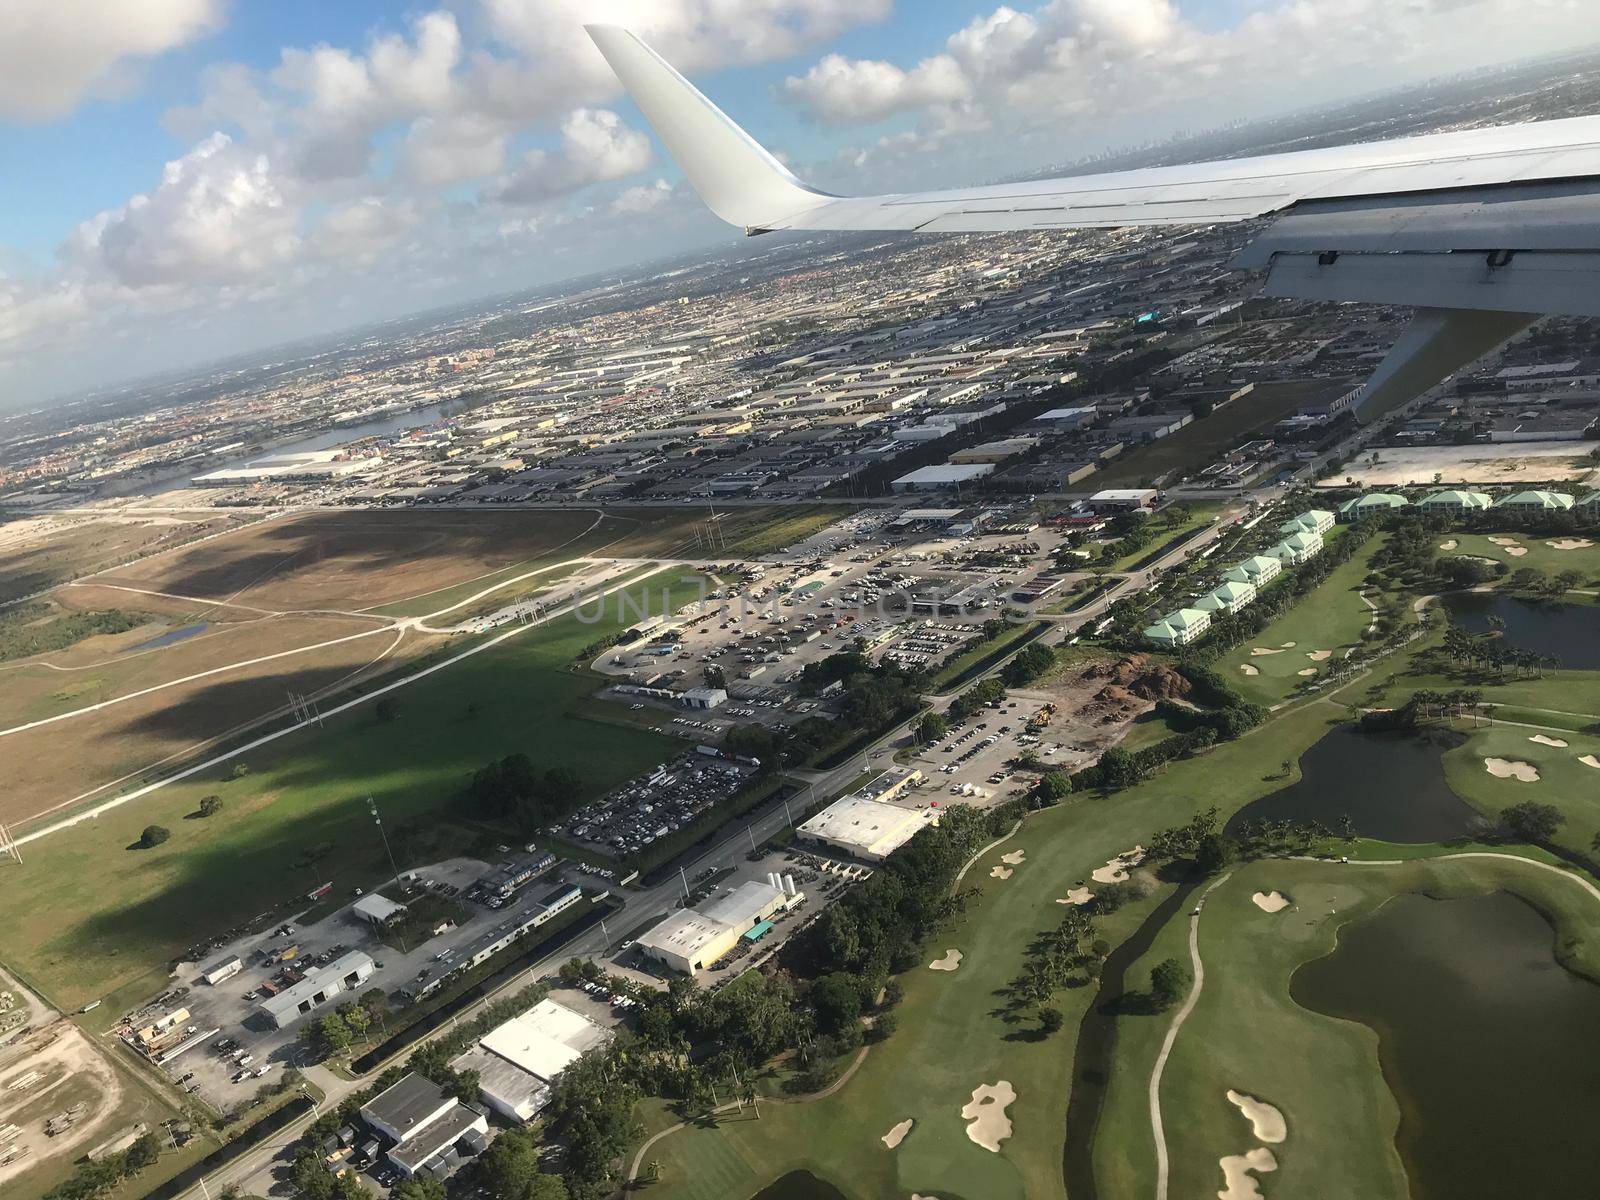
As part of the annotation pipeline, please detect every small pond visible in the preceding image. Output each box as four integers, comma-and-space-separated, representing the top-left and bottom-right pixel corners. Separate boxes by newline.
132, 621, 211, 651
1440, 592, 1600, 671
1292, 891, 1600, 1199
1227, 725, 1479, 844
750, 1171, 849, 1200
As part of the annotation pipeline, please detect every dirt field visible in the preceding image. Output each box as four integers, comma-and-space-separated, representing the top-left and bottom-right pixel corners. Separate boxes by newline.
0, 513, 244, 604
1027, 653, 1193, 769
1314, 442, 1600, 489
0, 1021, 130, 1192
90, 508, 613, 612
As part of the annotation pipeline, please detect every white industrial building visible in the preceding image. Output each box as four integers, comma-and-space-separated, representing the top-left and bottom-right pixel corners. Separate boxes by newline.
200, 956, 242, 986
890, 463, 996, 493
256, 950, 375, 1028
450, 998, 613, 1122
351, 893, 408, 926
799, 795, 938, 862
635, 879, 801, 976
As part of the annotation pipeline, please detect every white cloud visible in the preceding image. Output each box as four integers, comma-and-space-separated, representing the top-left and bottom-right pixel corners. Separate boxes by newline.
400, 112, 512, 187
490, 109, 653, 205
68, 133, 301, 289
611, 179, 675, 214
311, 197, 426, 267
784, 53, 970, 125
0, 0, 224, 121
785, 0, 1600, 134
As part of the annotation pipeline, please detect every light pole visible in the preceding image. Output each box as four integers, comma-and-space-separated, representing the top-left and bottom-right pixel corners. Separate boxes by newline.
366, 797, 409, 953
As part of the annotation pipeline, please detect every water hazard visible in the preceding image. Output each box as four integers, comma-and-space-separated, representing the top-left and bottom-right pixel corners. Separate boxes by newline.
1292, 891, 1600, 1199
1440, 592, 1600, 671
1227, 725, 1479, 844
132, 621, 210, 651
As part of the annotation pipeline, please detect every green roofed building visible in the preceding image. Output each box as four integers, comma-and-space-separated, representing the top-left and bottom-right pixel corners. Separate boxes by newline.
1339, 493, 1410, 520
1494, 490, 1575, 512
1278, 509, 1336, 537
1268, 530, 1324, 566
1143, 607, 1212, 648
1578, 492, 1600, 512
1224, 554, 1282, 587
1418, 489, 1493, 514
1194, 579, 1257, 616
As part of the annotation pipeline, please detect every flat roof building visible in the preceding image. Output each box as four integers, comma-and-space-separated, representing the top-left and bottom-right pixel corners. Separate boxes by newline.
256, 951, 374, 1029
1087, 488, 1157, 512
636, 880, 799, 976
799, 795, 938, 862
890, 464, 996, 493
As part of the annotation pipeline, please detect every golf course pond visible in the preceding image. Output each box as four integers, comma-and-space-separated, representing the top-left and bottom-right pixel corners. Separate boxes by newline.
1292, 891, 1600, 1199
1227, 725, 1479, 843
748, 1171, 849, 1200
1440, 591, 1600, 670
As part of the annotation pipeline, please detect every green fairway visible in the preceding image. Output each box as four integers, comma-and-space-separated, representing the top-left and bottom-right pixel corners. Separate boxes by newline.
635, 700, 1352, 1200
1223, 536, 1388, 706
1094, 853, 1600, 1198
0, 569, 709, 1012
1441, 723, 1600, 859
1442, 532, 1600, 581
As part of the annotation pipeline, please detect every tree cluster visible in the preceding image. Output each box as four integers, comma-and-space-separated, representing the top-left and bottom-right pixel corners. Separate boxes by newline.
463, 754, 585, 834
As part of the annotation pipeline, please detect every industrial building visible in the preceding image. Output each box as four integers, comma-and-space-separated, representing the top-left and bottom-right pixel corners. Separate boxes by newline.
1087, 488, 1157, 512
799, 790, 938, 862
351, 894, 408, 927
257, 950, 375, 1028
890, 463, 997, 493
359, 1073, 489, 1180
449, 998, 613, 1122
635, 879, 801, 976
200, 956, 242, 986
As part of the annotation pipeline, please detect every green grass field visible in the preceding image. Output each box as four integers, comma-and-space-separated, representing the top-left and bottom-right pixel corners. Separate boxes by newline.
1441, 723, 1600, 859
1093, 852, 1600, 1198
636, 699, 1354, 1200
1224, 537, 1387, 707
1441, 532, 1600, 581
1099, 502, 1225, 572
0, 569, 710, 1013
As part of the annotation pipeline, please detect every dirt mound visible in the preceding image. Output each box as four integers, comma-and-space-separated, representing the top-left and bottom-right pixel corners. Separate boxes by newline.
1078, 656, 1190, 722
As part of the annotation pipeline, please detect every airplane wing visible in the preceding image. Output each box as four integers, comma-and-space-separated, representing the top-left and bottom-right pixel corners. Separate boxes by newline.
586, 23, 1600, 418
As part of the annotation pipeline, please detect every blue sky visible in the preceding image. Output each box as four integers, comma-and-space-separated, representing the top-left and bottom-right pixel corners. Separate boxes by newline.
0, 0, 1593, 404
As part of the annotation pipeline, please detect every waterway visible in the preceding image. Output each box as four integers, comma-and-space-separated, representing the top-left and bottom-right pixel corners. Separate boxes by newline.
1227, 725, 1479, 844
1292, 891, 1600, 1199
1440, 591, 1600, 671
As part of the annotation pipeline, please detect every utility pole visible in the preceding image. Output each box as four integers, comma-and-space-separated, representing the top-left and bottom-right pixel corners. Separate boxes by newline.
781, 797, 795, 830
367, 797, 409, 952
679, 866, 691, 901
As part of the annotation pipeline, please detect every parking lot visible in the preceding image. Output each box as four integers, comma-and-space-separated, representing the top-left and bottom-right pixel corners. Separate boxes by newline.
550, 751, 758, 858
143, 854, 592, 1109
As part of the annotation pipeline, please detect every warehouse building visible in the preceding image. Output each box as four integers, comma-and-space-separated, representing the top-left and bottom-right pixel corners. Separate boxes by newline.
257, 951, 375, 1029
360, 1073, 488, 1180
799, 794, 938, 862
351, 894, 408, 927
635, 880, 801, 976
890, 463, 997, 493
449, 998, 613, 1122
200, 956, 242, 986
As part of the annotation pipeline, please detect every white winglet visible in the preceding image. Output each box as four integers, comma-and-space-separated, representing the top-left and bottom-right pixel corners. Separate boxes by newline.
585, 24, 834, 233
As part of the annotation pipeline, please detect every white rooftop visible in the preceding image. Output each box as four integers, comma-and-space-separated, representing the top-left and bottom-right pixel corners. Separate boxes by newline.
478, 999, 610, 1083
799, 796, 936, 859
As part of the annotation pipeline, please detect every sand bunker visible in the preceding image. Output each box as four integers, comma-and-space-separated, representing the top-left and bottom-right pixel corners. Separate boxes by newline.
1546, 538, 1595, 551
1485, 757, 1540, 782
1239, 663, 1259, 676
1226, 1091, 1287, 1144
990, 865, 1014, 880
1488, 536, 1521, 546
1001, 850, 1026, 865
1092, 846, 1146, 884
1505, 546, 1528, 557
961, 1081, 1016, 1153
1218, 1147, 1278, 1200
929, 949, 963, 972
1297, 668, 1318, 677
1252, 891, 1290, 914
1249, 647, 1284, 657
1281, 642, 1297, 648
1439, 539, 1458, 551
1529, 734, 1569, 748
1582, 755, 1600, 770
1306, 650, 1332, 662
881, 1119, 914, 1149
1057, 887, 1094, 906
